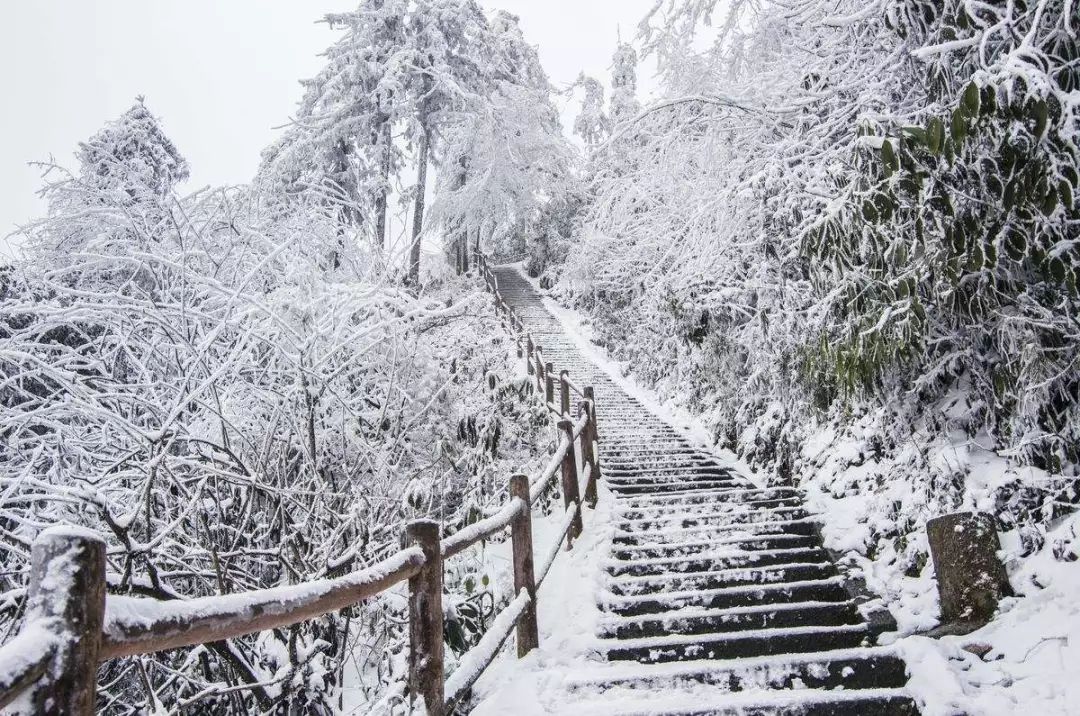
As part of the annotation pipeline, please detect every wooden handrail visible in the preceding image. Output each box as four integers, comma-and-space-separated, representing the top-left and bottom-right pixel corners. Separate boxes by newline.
101, 548, 426, 659
0, 251, 603, 716
444, 588, 532, 710
536, 504, 579, 588
441, 498, 525, 560
0, 622, 57, 711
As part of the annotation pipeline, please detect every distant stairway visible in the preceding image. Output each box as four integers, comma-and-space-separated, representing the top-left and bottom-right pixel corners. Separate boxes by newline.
489, 265, 919, 716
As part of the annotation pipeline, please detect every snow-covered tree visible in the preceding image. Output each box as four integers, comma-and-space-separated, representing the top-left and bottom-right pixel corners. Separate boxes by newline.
431, 83, 574, 261
35, 99, 188, 258
572, 73, 609, 147
609, 42, 642, 125
258, 0, 410, 247
78, 97, 188, 195
429, 11, 576, 267
402, 0, 498, 284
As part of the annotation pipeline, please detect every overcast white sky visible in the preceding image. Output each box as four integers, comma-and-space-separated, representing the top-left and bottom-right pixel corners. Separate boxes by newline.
0, 0, 656, 257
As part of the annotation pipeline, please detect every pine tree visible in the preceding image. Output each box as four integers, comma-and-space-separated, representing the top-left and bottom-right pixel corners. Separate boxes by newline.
573, 73, 609, 147
35, 99, 188, 261
404, 0, 496, 285
430, 11, 574, 267
75, 97, 189, 204
258, 0, 410, 246
609, 42, 642, 126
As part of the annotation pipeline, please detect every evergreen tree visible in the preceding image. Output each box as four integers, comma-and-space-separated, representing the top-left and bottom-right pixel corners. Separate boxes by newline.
258, 0, 410, 246
609, 42, 642, 125
35, 99, 188, 261
403, 0, 496, 284
76, 97, 189, 201
430, 11, 574, 267
573, 73, 609, 147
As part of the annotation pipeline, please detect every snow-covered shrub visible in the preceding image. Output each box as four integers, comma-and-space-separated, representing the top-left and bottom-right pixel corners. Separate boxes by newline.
1, 104, 547, 713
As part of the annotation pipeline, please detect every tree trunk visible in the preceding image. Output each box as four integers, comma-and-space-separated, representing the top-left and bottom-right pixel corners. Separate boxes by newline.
375, 120, 391, 250
408, 125, 429, 286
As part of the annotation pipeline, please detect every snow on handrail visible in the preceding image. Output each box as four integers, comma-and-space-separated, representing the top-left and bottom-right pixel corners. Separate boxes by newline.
444, 588, 532, 708
531, 435, 572, 504
0, 621, 59, 710
441, 498, 525, 559
536, 504, 579, 589
572, 411, 589, 440
101, 547, 426, 659
580, 463, 592, 498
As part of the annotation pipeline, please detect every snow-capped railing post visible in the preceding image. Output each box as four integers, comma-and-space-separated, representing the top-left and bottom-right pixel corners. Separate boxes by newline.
545, 362, 555, 406
407, 520, 445, 716
25, 528, 107, 715
582, 386, 601, 508
526, 334, 535, 375
558, 419, 585, 546
559, 371, 572, 416
508, 474, 539, 656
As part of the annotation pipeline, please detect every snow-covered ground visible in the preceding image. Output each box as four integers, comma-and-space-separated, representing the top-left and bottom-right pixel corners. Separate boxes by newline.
468, 488, 613, 714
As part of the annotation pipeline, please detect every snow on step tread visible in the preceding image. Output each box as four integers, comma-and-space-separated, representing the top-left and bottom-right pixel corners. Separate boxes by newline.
556, 687, 918, 716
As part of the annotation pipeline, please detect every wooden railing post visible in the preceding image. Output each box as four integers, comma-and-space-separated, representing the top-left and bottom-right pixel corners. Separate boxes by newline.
558, 420, 585, 545
559, 371, 572, 417
509, 475, 539, 656
25, 528, 106, 715
407, 520, 444, 716
544, 363, 555, 406
582, 386, 601, 508
526, 335, 535, 375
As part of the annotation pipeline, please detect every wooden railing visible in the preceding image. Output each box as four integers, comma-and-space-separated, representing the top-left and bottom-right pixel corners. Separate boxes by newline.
0, 255, 601, 716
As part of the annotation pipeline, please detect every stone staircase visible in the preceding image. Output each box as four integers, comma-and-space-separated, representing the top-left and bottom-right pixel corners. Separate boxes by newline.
489, 265, 920, 715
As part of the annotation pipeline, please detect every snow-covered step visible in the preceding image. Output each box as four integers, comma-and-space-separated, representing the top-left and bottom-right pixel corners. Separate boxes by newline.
609, 480, 743, 496
606, 480, 747, 496
596, 623, 871, 663
604, 466, 736, 478
616, 502, 803, 524
597, 600, 861, 639
605, 563, 839, 598
555, 687, 918, 716
611, 517, 822, 545
618, 496, 804, 521
606, 454, 724, 466
605, 548, 831, 578
620, 486, 803, 508
615, 507, 810, 533
600, 577, 851, 616
611, 532, 818, 560
564, 647, 910, 695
